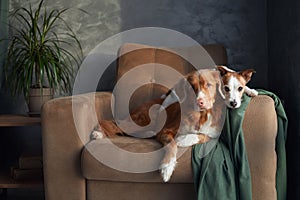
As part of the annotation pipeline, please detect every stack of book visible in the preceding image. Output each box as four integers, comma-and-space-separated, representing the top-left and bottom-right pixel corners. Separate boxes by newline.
11, 154, 43, 180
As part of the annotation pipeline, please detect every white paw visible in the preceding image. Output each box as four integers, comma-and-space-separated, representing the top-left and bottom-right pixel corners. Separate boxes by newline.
159, 157, 177, 182
175, 134, 199, 147
91, 129, 104, 140
245, 88, 258, 97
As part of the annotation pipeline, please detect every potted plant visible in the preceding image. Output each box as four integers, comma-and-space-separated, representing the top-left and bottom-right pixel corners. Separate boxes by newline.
2, 0, 83, 114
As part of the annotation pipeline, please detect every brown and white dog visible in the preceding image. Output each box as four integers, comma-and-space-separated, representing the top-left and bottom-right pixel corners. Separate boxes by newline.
216, 66, 258, 108
91, 69, 224, 182
156, 69, 224, 182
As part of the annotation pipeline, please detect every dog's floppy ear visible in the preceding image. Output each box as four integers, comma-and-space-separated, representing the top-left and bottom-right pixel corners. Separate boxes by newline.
211, 70, 221, 81
216, 65, 229, 76
239, 69, 256, 83
160, 76, 191, 111
171, 76, 191, 103
212, 69, 225, 99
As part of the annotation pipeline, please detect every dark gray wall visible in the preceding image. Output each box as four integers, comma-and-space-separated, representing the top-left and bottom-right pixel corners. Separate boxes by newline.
268, 0, 300, 199
8, 0, 269, 88
120, 0, 268, 88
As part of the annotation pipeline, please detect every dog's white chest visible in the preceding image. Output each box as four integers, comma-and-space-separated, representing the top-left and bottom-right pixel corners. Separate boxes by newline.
178, 113, 219, 138
198, 114, 219, 138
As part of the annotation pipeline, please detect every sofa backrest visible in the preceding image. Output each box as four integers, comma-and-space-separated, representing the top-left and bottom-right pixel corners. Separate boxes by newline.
113, 43, 227, 119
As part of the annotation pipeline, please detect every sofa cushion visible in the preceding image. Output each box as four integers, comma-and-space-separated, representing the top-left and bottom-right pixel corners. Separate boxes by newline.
81, 136, 193, 183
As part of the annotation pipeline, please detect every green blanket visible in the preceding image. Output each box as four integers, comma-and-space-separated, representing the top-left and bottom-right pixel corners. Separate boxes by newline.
192, 89, 287, 200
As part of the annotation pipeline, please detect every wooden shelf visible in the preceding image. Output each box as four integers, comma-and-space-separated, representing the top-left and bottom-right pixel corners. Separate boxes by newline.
0, 114, 43, 190
0, 115, 41, 127
0, 168, 43, 189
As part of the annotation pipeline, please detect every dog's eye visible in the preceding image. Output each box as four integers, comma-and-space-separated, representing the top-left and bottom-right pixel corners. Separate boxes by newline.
206, 83, 212, 88
238, 87, 243, 92
224, 86, 230, 92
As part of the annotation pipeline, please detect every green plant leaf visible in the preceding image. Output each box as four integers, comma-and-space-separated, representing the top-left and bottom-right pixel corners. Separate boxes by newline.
1, 0, 83, 99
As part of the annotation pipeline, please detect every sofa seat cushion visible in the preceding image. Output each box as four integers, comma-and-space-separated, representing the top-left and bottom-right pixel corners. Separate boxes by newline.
81, 136, 193, 183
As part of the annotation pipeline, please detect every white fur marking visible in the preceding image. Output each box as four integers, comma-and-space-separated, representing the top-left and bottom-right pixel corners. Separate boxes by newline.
159, 156, 177, 182
159, 90, 180, 112
91, 130, 104, 140
226, 76, 242, 108
197, 91, 205, 99
198, 115, 220, 138
221, 66, 234, 72
245, 86, 258, 97
175, 134, 200, 147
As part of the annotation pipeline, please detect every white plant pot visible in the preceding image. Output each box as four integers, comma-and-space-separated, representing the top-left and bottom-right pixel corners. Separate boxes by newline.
28, 88, 54, 115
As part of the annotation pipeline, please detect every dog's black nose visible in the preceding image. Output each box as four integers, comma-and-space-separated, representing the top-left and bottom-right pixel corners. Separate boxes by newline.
230, 101, 237, 108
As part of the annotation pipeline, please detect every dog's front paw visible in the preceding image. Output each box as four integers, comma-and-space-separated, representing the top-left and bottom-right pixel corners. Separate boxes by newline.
91, 126, 104, 140
175, 134, 199, 147
159, 157, 177, 182
245, 87, 258, 97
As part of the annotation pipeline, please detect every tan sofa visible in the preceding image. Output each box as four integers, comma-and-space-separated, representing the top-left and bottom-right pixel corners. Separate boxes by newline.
42, 43, 278, 200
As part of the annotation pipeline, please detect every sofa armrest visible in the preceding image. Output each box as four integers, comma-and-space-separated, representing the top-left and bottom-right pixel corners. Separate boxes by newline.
42, 92, 113, 200
243, 95, 278, 200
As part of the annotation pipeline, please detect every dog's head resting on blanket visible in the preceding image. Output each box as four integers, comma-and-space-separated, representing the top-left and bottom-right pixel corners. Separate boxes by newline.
217, 66, 255, 109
